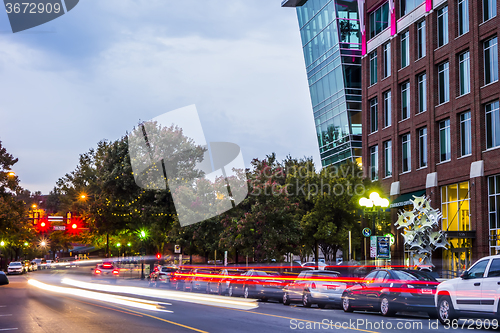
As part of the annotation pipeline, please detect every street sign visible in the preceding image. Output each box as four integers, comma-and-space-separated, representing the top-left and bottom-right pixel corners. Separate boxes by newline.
377, 236, 391, 259
53, 225, 66, 231
174, 245, 181, 253
370, 236, 377, 258
362, 228, 372, 237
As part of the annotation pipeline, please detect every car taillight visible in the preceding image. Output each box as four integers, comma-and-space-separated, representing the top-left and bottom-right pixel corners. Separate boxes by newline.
311, 282, 316, 289
113, 270, 119, 275
95, 269, 101, 274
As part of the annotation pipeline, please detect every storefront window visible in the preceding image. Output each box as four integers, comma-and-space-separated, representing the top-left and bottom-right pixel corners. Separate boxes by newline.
441, 182, 471, 274
488, 175, 500, 255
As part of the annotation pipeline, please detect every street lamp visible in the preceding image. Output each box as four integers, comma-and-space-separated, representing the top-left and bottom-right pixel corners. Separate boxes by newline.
359, 192, 390, 236
7, 171, 15, 177
138, 229, 148, 280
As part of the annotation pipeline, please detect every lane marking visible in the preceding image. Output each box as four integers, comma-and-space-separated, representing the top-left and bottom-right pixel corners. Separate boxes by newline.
109, 306, 209, 333
0, 314, 12, 317
0, 329, 18, 331
223, 308, 380, 333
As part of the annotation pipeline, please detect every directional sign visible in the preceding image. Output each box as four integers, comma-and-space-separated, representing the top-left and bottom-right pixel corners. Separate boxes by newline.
362, 228, 372, 237
53, 225, 66, 231
370, 236, 377, 258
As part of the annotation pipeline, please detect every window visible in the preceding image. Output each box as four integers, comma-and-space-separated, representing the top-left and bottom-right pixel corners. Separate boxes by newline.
402, 133, 411, 172
384, 140, 392, 177
487, 259, 500, 277
370, 146, 379, 180
467, 260, 489, 279
417, 20, 426, 59
441, 182, 470, 233
419, 127, 427, 167
484, 0, 497, 21
458, 0, 469, 36
439, 119, 451, 162
383, 43, 391, 78
460, 111, 471, 156
486, 100, 500, 149
438, 62, 450, 104
489, 176, 500, 255
370, 97, 378, 133
369, 3, 389, 39
418, 73, 427, 113
459, 51, 470, 95
484, 37, 498, 85
437, 6, 449, 47
401, 82, 410, 120
401, 31, 410, 68
383, 90, 391, 127
400, 0, 425, 16
370, 51, 378, 85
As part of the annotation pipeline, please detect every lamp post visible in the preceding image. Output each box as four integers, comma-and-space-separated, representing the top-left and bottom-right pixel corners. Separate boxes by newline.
0, 241, 4, 271
359, 192, 390, 262
138, 230, 147, 280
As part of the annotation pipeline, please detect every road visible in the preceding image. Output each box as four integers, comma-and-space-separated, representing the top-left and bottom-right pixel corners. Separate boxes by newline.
0, 268, 495, 333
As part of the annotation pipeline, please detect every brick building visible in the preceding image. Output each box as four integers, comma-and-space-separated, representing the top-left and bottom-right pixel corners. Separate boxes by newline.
361, 0, 500, 273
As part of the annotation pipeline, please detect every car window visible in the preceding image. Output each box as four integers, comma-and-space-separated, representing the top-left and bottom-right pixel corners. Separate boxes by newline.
374, 271, 388, 282
391, 270, 417, 281
364, 271, 378, 280
487, 259, 500, 277
312, 272, 339, 278
468, 260, 489, 279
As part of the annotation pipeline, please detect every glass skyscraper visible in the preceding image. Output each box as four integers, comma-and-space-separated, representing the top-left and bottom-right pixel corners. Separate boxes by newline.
282, 0, 362, 167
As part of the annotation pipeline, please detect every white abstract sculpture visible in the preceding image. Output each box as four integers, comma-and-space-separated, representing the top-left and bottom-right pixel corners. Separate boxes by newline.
395, 195, 448, 267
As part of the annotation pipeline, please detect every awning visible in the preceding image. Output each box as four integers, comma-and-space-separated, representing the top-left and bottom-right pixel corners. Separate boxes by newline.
390, 190, 426, 209
281, 0, 309, 7
71, 245, 95, 253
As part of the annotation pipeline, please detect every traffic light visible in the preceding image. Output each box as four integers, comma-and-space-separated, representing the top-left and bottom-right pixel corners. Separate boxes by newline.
37, 218, 50, 233
156, 253, 162, 259
33, 212, 39, 225
67, 217, 82, 235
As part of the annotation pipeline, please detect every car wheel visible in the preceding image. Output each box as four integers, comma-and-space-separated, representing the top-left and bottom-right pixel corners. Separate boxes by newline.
228, 285, 234, 297
342, 295, 353, 312
438, 296, 456, 325
283, 292, 291, 305
244, 286, 250, 299
380, 296, 395, 316
302, 293, 312, 308
318, 303, 326, 309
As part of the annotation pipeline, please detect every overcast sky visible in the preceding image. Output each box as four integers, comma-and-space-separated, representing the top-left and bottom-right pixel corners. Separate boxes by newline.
0, 0, 319, 194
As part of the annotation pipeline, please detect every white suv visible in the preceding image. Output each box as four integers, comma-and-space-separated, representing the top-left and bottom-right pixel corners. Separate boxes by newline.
436, 254, 500, 324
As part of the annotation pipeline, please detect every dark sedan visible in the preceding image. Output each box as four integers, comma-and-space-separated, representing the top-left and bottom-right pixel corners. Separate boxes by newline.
228, 270, 284, 301
341, 269, 439, 318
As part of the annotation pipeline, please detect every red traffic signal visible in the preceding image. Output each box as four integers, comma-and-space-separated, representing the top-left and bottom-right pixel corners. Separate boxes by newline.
37, 218, 50, 233
156, 253, 161, 259
66, 217, 83, 234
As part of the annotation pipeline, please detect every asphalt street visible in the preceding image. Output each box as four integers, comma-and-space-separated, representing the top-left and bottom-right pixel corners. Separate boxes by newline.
0, 267, 496, 333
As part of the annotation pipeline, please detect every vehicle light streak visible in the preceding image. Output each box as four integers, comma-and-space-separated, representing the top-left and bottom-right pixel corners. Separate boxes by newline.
61, 278, 259, 310
28, 279, 172, 313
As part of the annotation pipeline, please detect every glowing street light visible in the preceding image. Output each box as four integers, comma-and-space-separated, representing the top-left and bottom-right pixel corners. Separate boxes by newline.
7, 171, 15, 177
0, 241, 4, 247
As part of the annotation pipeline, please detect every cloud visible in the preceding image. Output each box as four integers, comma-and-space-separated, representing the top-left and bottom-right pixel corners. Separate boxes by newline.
0, 0, 319, 194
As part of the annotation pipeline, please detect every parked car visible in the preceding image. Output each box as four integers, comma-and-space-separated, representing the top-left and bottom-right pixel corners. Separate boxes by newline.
342, 269, 439, 317
30, 261, 38, 271
22, 260, 33, 273
0, 271, 8, 285
149, 265, 177, 288
283, 270, 346, 308
7, 262, 24, 275
228, 270, 284, 301
184, 268, 217, 292
436, 254, 500, 324
91, 262, 119, 282
32, 258, 46, 269
206, 269, 242, 295
172, 268, 193, 291
302, 262, 327, 270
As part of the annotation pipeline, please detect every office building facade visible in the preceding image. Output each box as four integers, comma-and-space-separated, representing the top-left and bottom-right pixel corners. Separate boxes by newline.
361, 0, 500, 272
282, 0, 363, 167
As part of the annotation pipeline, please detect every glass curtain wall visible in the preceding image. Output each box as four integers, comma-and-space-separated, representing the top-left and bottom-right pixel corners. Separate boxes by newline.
297, 0, 362, 167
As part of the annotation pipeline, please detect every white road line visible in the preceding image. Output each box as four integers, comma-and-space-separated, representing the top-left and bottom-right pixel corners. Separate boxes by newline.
0, 329, 18, 331
0, 314, 12, 317
0, 306, 6, 308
